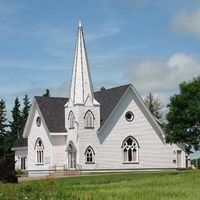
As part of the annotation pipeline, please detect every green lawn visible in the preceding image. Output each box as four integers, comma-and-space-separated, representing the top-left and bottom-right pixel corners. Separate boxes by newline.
0, 170, 200, 200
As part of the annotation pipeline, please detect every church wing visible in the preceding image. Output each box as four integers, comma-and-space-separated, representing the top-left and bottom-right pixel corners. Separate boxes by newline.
97, 84, 166, 143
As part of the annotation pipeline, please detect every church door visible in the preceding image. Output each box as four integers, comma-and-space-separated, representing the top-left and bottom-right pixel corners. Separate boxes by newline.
66, 141, 77, 170
68, 151, 76, 170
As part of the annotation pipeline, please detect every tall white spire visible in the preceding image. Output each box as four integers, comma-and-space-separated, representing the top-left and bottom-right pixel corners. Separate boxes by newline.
69, 22, 95, 105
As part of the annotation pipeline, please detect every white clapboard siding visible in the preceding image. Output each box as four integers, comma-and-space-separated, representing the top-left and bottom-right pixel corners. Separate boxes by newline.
19, 86, 186, 177
51, 136, 67, 168
14, 147, 27, 170
27, 109, 53, 176
78, 88, 185, 170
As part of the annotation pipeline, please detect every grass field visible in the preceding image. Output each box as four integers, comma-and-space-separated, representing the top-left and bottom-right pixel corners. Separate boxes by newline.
0, 170, 200, 200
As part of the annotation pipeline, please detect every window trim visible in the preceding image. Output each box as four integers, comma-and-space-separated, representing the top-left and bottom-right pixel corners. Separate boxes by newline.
83, 110, 95, 119
125, 111, 134, 122
84, 110, 95, 129
84, 146, 95, 164
35, 138, 44, 165
121, 136, 140, 148
36, 116, 41, 127
122, 136, 139, 164
85, 127, 94, 129
21, 156, 26, 170
68, 111, 75, 129
123, 161, 139, 164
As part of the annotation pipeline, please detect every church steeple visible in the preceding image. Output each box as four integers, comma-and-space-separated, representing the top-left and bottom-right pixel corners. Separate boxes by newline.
69, 21, 96, 105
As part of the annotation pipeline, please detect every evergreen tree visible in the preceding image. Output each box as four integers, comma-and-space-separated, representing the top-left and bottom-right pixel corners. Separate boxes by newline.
9, 97, 22, 141
0, 99, 7, 137
4, 97, 23, 154
21, 94, 31, 130
43, 89, 50, 97
0, 99, 7, 159
144, 93, 163, 120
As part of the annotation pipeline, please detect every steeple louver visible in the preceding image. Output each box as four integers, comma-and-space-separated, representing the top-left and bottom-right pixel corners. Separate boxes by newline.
69, 21, 97, 105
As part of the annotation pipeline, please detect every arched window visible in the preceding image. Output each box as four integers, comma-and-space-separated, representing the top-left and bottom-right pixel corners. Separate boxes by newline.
84, 110, 94, 128
35, 138, 44, 164
68, 111, 75, 129
84, 146, 95, 163
122, 136, 139, 163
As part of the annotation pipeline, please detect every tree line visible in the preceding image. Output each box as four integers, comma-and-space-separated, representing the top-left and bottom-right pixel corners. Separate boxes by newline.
0, 95, 31, 159
0, 89, 50, 159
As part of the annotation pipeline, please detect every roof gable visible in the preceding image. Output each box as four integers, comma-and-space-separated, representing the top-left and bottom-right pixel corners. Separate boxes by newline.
35, 97, 68, 133
35, 84, 130, 133
97, 84, 165, 142
94, 84, 130, 127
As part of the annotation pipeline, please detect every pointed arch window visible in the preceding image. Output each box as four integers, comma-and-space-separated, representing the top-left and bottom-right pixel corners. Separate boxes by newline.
35, 138, 44, 164
122, 136, 139, 163
84, 110, 94, 129
84, 146, 95, 164
68, 111, 75, 129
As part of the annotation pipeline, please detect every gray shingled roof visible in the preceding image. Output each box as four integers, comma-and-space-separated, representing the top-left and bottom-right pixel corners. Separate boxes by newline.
36, 84, 130, 133
13, 137, 27, 148
35, 97, 68, 133
14, 84, 130, 148
94, 84, 130, 126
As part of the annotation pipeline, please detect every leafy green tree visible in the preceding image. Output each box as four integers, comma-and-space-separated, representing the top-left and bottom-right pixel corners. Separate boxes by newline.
43, 89, 50, 97
21, 94, 31, 130
166, 76, 200, 152
144, 93, 163, 120
0, 99, 7, 159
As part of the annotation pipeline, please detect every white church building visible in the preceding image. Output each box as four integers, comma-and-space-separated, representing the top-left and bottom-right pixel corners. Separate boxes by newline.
13, 22, 187, 176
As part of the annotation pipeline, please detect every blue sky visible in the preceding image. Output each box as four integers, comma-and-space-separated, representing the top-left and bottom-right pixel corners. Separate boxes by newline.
0, 0, 200, 157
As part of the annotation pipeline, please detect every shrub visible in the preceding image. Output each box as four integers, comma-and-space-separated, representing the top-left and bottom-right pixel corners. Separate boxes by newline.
0, 154, 18, 183
191, 158, 200, 169
16, 169, 26, 177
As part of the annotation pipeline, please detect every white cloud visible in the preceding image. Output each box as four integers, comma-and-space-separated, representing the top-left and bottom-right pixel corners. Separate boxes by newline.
86, 25, 120, 41
124, 53, 200, 104
34, 22, 120, 58
15, 81, 69, 99
170, 8, 200, 38
167, 53, 200, 81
